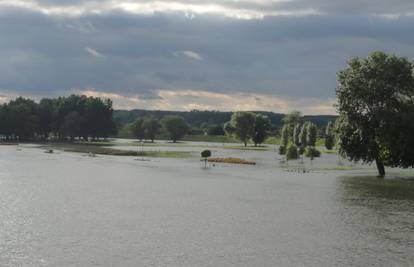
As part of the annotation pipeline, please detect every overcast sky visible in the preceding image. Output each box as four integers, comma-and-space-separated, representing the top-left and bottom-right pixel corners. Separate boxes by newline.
1, 0, 414, 114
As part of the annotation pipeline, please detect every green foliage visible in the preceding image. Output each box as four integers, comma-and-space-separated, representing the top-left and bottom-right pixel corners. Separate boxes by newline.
132, 118, 146, 141
252, 114, 271, 146
228, 112, 256, 146
280, 125, 290, 147
161, 115, 189, 142
278, 145, 286, 155
298, 145, 305, 155
336, 51, 414, 176
282, 111, 303, 126
207, 124, 225, 136
223, 121, 235, 136
286, 143, 299, 160
293, 123, 302, 146
282, 111, 303, 142
201, 150, 212, 158
306, 122, 317, 147
0, 95, 117, 141
325, 121, 335, 150
114, 109, 336, 128
304, 147, 321, 159
143, 117, 161, 142
299, 122, 308, 148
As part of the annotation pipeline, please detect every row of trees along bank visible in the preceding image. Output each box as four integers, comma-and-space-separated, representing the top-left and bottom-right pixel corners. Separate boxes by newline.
0, 95, 117, 141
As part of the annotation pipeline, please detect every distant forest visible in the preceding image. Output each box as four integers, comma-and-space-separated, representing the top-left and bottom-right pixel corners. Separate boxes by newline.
114, 109, 337, 129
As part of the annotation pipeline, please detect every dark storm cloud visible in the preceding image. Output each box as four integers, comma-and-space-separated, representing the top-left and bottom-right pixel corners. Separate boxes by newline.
0, 1, 413, 113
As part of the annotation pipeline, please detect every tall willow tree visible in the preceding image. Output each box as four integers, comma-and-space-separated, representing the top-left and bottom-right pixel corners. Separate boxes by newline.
336, 51, 414, 177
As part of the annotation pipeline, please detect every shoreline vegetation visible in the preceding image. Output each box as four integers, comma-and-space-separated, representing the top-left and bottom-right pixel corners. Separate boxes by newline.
3, 139, 414, 174
208, 157, 256, 165
42, 143, 193, 158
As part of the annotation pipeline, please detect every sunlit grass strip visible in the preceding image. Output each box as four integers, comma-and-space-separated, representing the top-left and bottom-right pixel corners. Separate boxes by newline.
208, 157, 256, 165
46, 144, 192, 158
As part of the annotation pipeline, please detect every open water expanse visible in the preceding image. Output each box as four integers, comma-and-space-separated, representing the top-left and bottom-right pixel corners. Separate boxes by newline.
1, 142, 413, 266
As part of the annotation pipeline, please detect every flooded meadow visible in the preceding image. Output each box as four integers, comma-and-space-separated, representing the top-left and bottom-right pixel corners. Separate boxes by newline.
1, 141, 413, 266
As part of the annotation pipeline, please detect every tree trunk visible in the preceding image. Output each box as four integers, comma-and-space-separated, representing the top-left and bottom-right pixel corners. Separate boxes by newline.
375, 158, 385, 177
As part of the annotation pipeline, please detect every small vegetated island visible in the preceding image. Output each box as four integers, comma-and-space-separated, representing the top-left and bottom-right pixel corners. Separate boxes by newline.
0, 51, 412, 175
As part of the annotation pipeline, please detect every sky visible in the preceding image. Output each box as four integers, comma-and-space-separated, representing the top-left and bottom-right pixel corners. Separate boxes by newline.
0, 1, 414, 114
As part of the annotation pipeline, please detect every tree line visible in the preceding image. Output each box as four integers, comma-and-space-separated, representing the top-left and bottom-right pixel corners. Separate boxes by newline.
114, 109, 337, 133
130, 115, 190, 143
0, 95, 117, 141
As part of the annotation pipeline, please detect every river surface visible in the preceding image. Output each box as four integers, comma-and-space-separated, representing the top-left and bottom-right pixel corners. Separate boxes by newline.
0, 143, 413, 266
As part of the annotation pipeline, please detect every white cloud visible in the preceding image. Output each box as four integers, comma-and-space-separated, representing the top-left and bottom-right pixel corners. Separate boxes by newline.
85, 46, 104, 58
0, 0, 321, 19
173, 50, 203, 61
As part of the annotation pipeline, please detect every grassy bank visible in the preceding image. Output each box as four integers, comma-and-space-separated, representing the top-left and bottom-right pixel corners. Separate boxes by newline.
208, 157, 256, 165
44, 144, 193, 158
182, 135, 239, 143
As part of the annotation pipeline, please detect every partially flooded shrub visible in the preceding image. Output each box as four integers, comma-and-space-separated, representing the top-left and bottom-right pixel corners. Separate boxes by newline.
298, 145, 305, 155
201, 150, 212, 158
304, 147, 321, 159
201, 150, 212, 168
278, 145, 286, 155
286, 143, 299, 160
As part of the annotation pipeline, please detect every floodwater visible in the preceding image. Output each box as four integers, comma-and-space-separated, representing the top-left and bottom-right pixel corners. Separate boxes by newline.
0, 142, 413, 266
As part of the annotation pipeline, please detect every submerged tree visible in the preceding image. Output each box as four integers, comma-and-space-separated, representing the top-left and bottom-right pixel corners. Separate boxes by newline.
279, 124, 290, 155
298, 122, 309, 154
132, 118, 146, 141
223, 121, 235, 136
286, 143, 299, 160
306, 122, 317, 147
201, 150, 212, 168
282, 111, 303, 140
324, 121, 335, 150
336, 51, 414, 177
229, 112, 256, 146
162, 115, 189, 143
252, 114, 271, 146
293, 123, 302, 147
143, 117, 161, 142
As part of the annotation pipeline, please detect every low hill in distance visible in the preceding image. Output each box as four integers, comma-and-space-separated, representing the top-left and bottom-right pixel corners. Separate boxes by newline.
114, 109, 337, 128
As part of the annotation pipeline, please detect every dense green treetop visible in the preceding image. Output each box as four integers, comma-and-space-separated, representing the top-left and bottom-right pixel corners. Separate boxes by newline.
252, 114, 271, 146
0, 95, 117, 141
228, 112, 256, 146
336, 51, 414, 176
161, 115, 189, 142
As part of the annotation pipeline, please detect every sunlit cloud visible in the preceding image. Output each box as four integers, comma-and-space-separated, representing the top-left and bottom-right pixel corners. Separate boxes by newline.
75, 89, 336, 115
0, 0, 321, 19
0, 94, 9, 104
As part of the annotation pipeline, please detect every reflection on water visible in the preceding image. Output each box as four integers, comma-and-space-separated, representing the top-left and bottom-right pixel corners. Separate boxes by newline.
0, 145, 414, 266
339, 175, 414, 201
335, 175, 414, 266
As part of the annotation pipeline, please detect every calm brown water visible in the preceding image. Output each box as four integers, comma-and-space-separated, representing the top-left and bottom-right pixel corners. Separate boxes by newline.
0, 144, 413, 266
